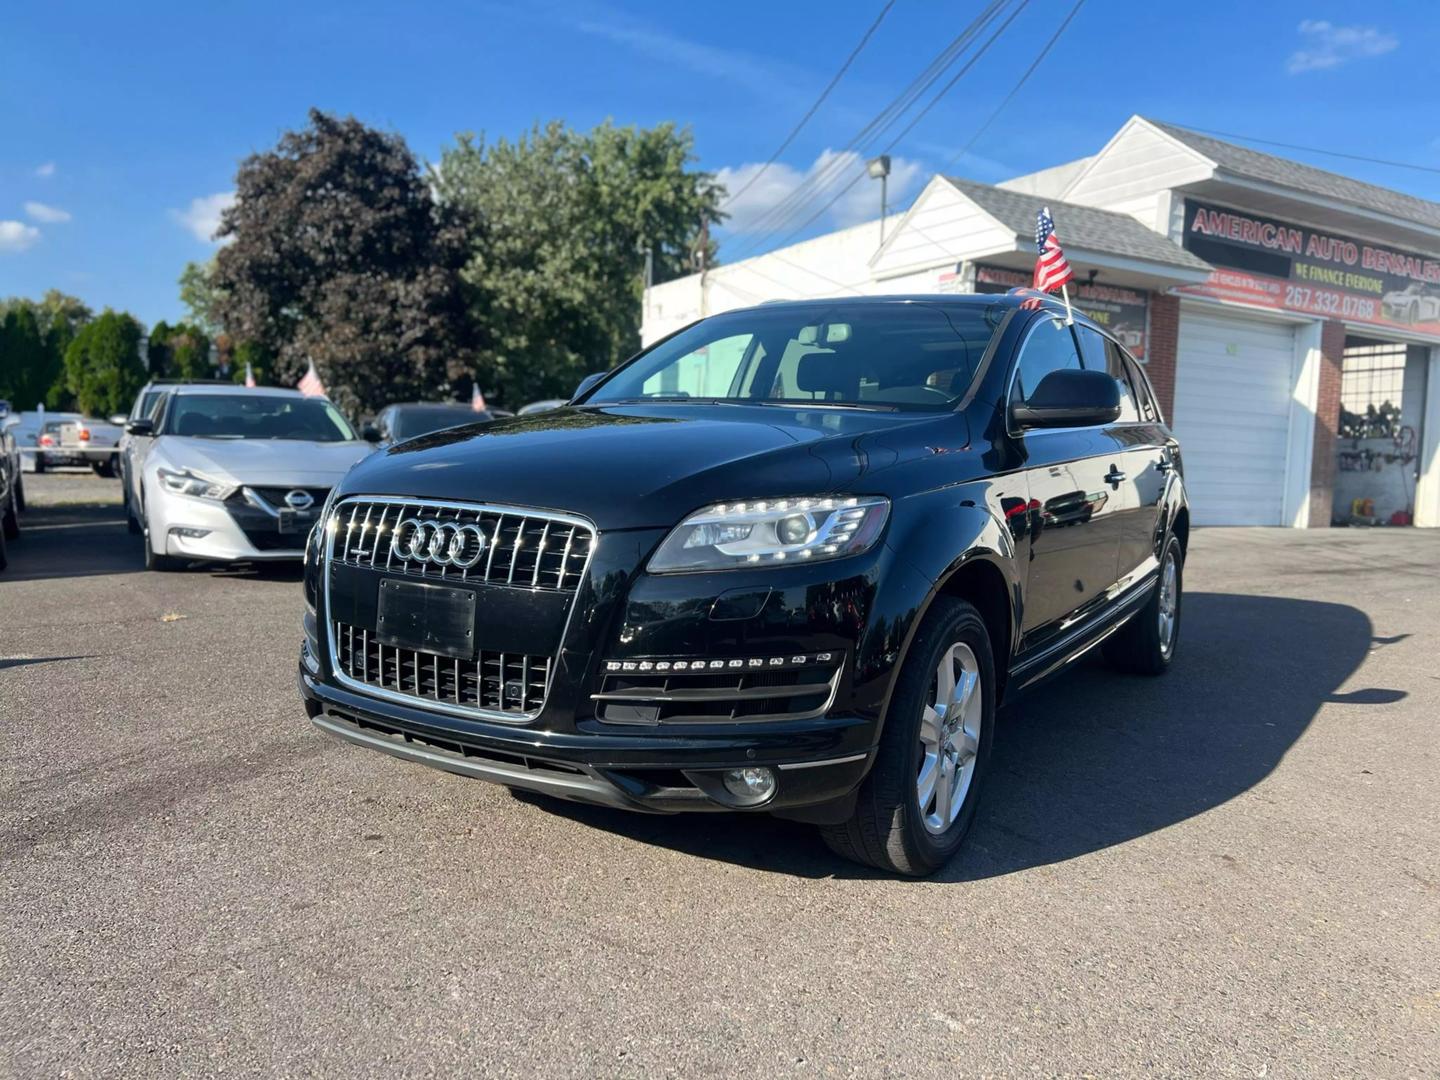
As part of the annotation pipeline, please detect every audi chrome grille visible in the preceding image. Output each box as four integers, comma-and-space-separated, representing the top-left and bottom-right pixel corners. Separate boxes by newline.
333, 621, 551, 715
323, 496, 596, 723
329, 497, 592, 590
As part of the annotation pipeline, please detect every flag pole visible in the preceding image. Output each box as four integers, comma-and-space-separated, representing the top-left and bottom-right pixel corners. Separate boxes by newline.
1060, 282, 1074, 325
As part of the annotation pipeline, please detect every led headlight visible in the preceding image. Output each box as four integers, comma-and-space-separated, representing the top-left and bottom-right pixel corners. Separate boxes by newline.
648, 496, 890, 573
156, 466, 233, 501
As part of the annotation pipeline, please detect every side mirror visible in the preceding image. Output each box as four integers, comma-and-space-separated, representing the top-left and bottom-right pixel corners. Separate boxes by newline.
569, 371, 608, 403
1010, 369, 1120, 429
125, 418, 155, 437
361, 423, 382, 443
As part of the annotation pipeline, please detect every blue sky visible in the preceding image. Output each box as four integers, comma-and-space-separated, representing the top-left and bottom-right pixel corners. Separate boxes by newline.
2, 0, 1438, 327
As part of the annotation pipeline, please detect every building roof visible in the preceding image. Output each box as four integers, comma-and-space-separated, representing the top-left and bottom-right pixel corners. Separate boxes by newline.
941, 177, 1212, 272
1145, 119, 1440, 231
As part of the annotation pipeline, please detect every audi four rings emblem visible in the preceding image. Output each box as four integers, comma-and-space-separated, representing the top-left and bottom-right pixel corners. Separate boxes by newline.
390, 517, 487, 568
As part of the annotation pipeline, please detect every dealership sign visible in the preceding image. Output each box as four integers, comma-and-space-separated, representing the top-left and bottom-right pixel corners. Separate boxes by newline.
1175, 199, 1440, 332
971, 264, 1150, 357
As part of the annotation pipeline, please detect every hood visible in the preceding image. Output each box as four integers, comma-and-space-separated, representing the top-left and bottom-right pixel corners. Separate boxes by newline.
337, 404, 958, 529
156, 436, 373, 487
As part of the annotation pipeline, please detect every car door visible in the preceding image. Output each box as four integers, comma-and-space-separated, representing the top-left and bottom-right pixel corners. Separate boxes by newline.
126, 392, 166, 508
1075, 325, 1173, 582
1010, 316, 1128, 656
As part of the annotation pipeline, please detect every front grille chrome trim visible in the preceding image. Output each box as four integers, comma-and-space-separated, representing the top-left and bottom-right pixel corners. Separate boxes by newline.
322, 494, 597, 725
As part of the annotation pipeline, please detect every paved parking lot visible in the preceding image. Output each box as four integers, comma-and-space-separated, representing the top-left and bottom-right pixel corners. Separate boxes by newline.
3, 471, 1438, 1077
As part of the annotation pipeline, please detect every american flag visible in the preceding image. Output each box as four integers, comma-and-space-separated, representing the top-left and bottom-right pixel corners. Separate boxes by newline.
1033, 206, 1074, 293
243, 361, 256, 388
471, 382, 487, 412
297, 359, 326, 398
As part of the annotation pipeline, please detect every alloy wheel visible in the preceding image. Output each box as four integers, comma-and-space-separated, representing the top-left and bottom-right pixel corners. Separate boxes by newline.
917, 641, 983, 834
1157, 551, 1178, 658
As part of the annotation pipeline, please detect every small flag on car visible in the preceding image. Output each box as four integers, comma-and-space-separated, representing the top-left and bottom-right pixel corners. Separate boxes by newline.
244, 361, 256, 388
471, 382, 486, 412
1034, 206, 1075, 324
298, 359, 326, 398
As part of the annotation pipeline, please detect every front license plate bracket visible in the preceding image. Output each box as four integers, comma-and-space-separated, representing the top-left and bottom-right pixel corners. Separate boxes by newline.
375, 578, 477, 660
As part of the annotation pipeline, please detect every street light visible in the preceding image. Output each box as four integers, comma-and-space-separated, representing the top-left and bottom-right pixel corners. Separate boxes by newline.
867, 155, 891, 245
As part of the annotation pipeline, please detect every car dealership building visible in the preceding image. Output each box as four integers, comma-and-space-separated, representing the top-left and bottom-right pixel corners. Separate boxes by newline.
642, 117, 1440, 528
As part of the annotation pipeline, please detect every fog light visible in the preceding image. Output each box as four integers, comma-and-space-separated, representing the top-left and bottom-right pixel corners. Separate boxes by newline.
170, 527, 211, 540
722, 766, 776, 803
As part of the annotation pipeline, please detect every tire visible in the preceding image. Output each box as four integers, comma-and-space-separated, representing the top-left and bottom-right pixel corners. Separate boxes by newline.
93, 459, 116, 478
14, 473, 24, 513
140, 493, 184, 571
33, 455, 45, 474
1103, 533, 1183, 676
124, 485, 142, 534
0, 518, 8, 571
821, 597, 996, 876
2, 482, 17, 540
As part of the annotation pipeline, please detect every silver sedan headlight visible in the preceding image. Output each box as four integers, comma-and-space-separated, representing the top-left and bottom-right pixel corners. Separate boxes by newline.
156, 466, 234, 501
648, 495, 890, 573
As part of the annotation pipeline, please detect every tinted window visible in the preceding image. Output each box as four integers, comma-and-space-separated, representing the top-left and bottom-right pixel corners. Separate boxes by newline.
590, 302, 1004, 411
165, 395, 356, 441
391, 406, 488, 441
1074, 326, 1139, 423
1013, 318, 1083, 403
1123, 353, 1159, 423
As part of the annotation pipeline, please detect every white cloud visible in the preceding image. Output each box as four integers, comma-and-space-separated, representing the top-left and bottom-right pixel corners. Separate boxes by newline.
1287, 20, 1397, 74
34, 161, 56, 178
24, 201, 71, 224
171, 191, 235, 243
715, 149, 926, 236
0, 221, 42, 253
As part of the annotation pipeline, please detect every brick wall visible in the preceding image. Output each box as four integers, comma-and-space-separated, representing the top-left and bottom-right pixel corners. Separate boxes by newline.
1146, 292, 1179, 420
1308, 319, 1347, 527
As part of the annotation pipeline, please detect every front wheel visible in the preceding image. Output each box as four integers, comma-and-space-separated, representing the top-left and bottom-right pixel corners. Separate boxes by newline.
821, 597, 995, 876
1103, 534, 1183, 675
140, 494, 184, 572
2, 483, 18, 539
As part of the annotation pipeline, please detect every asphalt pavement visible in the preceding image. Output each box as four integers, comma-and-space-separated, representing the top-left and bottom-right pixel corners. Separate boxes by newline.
3, 471, 1437, 1077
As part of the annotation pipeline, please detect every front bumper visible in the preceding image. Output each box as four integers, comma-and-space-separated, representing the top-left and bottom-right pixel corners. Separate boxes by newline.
300, 667, 873, 816
148, 486, 309, 562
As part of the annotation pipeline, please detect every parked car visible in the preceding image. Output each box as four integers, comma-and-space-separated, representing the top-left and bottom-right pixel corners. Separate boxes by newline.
362, 402, 492, 447
517, 398, 567, 416
131, 386, 373, 570
118, 380, 230, 528
11, 411, 80, 473
298, 294, 1187, 876
0, 410, 22, 571
1381, 283, 1440, 324
54, 416, 124, 476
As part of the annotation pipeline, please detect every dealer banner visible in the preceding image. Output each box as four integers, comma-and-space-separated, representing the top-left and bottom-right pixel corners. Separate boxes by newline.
1176, 199, 1440, 333
971, 264, 1150, 358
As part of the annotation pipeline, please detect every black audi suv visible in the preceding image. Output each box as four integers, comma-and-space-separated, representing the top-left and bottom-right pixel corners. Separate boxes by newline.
298, 293, 1188, 875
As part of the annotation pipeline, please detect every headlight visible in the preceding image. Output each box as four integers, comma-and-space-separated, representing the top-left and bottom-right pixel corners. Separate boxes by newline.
156, 467, 233, 501
648, 495, 890, 573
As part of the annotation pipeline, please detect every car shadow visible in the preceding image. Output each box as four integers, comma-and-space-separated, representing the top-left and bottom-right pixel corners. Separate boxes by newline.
514, 592, 1393, 880
0, 499, 142, 582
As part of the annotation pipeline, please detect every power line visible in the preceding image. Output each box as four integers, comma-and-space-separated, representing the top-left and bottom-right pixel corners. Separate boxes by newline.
1171, 125, 1440, 177
721, 0, 897, 210
768, 0, 1031, 250
943, 0, 1085, 173
729, 0, 1011, 258
730, 0, 1007, 253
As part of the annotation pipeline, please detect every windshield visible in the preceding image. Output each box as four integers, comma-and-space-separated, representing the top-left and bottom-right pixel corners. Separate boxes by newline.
392, 406, 487, 441
588, 301, 1004, 411
164, 394, 357, 441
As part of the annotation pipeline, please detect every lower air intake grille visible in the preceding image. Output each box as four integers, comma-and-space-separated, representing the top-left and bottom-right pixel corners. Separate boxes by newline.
593, 653, 842, 725
333, 621, 549, 719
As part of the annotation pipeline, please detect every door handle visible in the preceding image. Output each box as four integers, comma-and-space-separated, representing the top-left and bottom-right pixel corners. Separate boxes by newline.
1154, 457, 1173, 474
1105, 467, 1127, 487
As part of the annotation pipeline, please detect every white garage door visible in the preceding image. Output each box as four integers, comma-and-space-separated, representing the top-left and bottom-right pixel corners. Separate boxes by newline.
1172, 310, 1297, 526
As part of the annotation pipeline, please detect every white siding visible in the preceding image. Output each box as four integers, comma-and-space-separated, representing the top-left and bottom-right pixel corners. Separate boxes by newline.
870, 178, 1016, 280
995, 157, 1093, 197
1062, 118, 1213, 213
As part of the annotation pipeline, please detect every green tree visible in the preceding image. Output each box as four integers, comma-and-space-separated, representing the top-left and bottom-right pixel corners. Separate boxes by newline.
211, 108, 470, 415
434, 120, 723, 406
230, 339, 274, 385
178, 259, 225, 336
0, 291, 91, 409
63, 311, 145, 416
